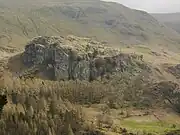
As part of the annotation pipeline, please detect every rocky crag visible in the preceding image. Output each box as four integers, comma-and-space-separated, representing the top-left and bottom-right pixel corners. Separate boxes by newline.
21, 35, 149, 81
167, 64, 180, 79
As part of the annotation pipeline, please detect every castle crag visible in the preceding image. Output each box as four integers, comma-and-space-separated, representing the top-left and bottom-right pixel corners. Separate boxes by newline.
22, 36, 146, 81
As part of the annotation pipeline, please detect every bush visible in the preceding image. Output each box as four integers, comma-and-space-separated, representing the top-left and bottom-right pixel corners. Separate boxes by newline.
0, 70, 153, 134
154, 81, 180, 113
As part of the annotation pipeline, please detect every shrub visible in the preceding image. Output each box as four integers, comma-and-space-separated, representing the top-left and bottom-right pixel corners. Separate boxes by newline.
0, 70, 154, 134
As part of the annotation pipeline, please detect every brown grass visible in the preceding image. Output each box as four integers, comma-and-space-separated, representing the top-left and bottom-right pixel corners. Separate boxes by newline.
0, 69, 156, 135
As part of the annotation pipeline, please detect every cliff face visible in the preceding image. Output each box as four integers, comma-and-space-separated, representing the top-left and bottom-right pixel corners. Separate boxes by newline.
22, 36, 149, 81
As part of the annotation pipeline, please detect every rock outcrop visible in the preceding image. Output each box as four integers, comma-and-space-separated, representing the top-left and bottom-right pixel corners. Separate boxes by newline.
168, 64, 180, 79
22, 36, 147, 81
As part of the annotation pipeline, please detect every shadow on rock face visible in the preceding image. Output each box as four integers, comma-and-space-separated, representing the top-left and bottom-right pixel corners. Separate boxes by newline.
0, 95, 8, 114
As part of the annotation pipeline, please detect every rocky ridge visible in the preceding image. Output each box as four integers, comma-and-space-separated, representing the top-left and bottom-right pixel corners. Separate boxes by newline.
21, 35, 149, 81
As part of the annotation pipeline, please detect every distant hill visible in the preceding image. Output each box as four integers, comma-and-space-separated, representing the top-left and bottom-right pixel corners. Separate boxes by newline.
0, 0, 180, 50
152, 13, 180, 34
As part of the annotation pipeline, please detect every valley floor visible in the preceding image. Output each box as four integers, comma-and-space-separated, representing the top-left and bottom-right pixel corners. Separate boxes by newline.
83, 106, 180, 134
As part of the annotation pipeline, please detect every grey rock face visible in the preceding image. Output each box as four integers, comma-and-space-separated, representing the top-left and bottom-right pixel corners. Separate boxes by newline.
73, 60, 90, 81
22, 36, 146, 81
23, 44, 46, 66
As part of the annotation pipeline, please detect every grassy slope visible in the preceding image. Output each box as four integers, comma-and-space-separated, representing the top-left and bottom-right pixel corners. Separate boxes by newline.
0, 0, 180, 50
152, 13, 180, 34
83, 106, 180, 134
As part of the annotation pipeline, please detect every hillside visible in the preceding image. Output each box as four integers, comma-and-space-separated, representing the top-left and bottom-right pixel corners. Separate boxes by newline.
0, 0, 180, 50
152, 13, 180, 34
1, 0, 180, 135
0, 35, 180, 135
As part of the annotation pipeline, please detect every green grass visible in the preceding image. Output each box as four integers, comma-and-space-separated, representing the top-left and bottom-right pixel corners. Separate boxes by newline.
121, 120, 180, 134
